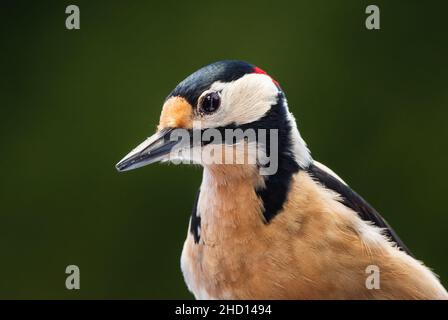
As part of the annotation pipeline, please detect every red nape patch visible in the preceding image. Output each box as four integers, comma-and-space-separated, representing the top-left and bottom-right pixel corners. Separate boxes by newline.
253, 66, 280, 88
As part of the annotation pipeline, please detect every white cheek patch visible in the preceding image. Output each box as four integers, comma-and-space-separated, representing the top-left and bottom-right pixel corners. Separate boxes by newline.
201, 74, 279, 128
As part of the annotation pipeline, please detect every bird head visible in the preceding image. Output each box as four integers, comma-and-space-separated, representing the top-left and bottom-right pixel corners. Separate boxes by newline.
116, 60, 311, 176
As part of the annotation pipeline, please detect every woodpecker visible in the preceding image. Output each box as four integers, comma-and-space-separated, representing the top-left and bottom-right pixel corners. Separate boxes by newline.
116, 60, 447, 299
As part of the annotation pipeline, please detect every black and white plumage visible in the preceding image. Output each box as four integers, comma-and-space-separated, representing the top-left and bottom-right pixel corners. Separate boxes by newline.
117, 60, 447, 299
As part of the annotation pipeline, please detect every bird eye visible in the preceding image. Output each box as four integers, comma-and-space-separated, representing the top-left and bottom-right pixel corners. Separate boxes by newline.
200, 92, 221, 114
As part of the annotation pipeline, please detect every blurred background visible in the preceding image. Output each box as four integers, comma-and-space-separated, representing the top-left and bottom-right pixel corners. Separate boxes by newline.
1, 0, 447, 299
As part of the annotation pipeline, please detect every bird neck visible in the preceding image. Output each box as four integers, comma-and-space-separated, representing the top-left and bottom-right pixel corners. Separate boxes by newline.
196, 142, 301, 245
197, 164, 266, 245
191, 94, 313, 244
200, 103, 311, 224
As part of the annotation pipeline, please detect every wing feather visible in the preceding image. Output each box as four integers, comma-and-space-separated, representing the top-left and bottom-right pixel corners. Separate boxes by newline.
306, 162, 413, 257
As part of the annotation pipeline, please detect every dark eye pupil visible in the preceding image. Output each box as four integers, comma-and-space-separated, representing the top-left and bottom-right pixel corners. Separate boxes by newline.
201, 92, 220, 114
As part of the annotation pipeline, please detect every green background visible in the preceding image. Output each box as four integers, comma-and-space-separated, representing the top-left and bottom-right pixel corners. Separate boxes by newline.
1, 0, 447, 299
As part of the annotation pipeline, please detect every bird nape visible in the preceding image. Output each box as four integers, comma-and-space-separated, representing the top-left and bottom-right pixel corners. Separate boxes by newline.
116, 60, 447, 300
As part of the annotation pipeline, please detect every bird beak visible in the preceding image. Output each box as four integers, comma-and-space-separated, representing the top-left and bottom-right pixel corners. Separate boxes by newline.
115, 128, 181, 172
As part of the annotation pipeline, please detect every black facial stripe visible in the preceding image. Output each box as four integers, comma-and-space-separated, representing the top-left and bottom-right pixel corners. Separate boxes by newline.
201, 92, 301, 223
168, 60, 254, 107
185, 90, 300, 225
249, 93, 300, 223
